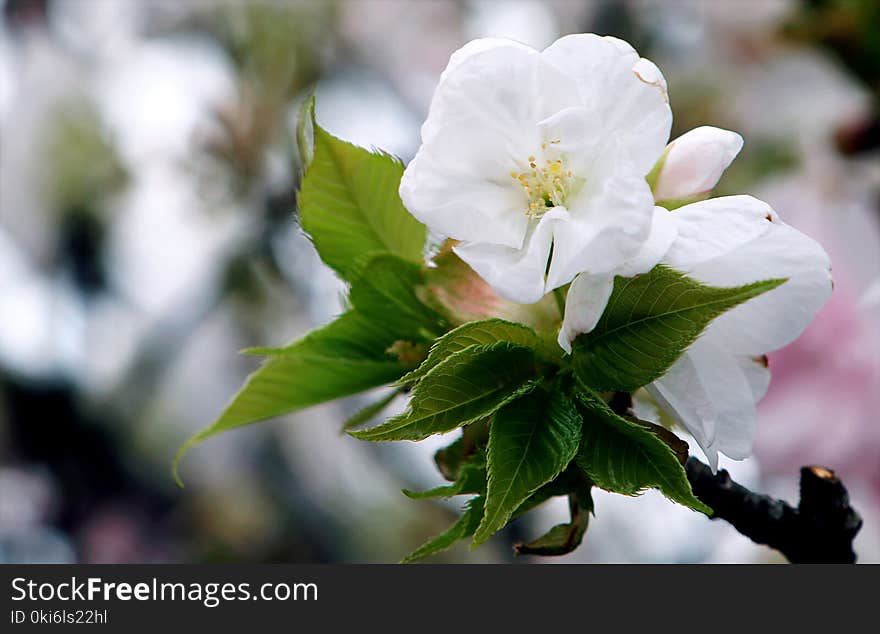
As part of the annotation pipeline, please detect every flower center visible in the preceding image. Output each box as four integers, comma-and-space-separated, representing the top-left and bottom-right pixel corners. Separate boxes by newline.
510, 140, 573, 219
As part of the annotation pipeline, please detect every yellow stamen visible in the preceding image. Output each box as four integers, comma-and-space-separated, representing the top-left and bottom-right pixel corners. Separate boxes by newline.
511, 144, 574, 219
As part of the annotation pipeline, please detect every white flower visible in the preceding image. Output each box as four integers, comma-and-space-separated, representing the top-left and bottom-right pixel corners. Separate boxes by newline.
651, 126, 744, 203
400, 35, 672, 304
561, 195, 832, 469
647, 196, 831, 468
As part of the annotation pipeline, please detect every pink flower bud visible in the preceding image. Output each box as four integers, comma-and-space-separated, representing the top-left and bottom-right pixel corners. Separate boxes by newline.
652, 126, 743, 202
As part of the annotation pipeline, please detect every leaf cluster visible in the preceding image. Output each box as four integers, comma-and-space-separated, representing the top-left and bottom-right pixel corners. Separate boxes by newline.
176, 99, 785, 560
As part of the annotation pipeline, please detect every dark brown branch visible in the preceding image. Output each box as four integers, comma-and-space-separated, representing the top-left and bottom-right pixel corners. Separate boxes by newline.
686, 458, 863, 563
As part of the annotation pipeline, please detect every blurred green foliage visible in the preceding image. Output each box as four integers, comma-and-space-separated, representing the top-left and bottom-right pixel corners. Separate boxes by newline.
44, 99, 127, 217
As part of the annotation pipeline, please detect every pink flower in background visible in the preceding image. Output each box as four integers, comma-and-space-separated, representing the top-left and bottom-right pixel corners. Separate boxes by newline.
753, 169, 880, 503
758, 276, 880, 487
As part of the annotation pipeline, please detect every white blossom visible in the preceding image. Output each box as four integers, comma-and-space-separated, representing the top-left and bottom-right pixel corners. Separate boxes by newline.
400, 34, 672, 304
561, 195, 832, 468
646, 196, 831, 469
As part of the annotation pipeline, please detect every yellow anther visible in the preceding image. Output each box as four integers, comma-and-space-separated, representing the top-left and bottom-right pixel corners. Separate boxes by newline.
513, 147, 573, 219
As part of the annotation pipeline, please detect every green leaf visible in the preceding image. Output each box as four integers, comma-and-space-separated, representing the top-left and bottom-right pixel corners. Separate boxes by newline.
174, 311, 408, 485
573, 384, 711, 514
350, 343, 539, 442
515, 495, 591, 556
432, 421, 490, 482
474, 388, 582, 545
403, 451, 486, 499
257, 314, 406, 360
297, 114, 426, 281
398, 319, 540, 385
348, 254, 446, 342
572, 265, 785, 392
340, 388, 402, 433
434, 436, 468, 481
401, 496, 484, 563
514, 461, 595, 520
515, 522, 587, 556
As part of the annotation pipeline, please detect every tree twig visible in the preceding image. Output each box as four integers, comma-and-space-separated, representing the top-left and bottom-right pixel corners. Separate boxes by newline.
685, 458, 863, 563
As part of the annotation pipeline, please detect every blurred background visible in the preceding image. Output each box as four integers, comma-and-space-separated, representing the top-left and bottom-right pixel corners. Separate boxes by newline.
0, 0, 878, 564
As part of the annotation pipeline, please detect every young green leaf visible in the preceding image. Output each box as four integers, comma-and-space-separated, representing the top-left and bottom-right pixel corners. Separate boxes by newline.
350, 343, 539, 442
403, 451, 486, 499
297, 113, 426, 281
572, 266, 785, 392
515, 495, 591, 556
398, 319, 540, 385
432, 422, 491, 481
574, 384, 712, 514
174, 311, 408, 484
434, 436, 469, 482
474, 388, 582, 545
515, 521, 588, 556
401, 496, 485, 563
511, 465, 591, 521
348, 254, 446, 342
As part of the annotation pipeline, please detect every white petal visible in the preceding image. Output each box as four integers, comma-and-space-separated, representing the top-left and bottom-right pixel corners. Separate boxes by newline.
557, 272, 615, 354
691, 217, 833, 356
646, 351, 720, 470
422, 38, 580, 147
536, 106, 604, 172
632, 58, 668, 99
453, 207, 569, 304
662, 195, 775, 271
541, 34, 672, 174
433, 38, 524, 95
653, 126, 743, 202
687, 337, 759, 461
616, 206, 678, 277
399, 129, 529, 248
739, 354, 771, 402
648, 336, 761, 468
545, 148, 656, 289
